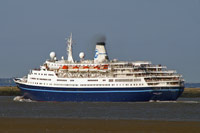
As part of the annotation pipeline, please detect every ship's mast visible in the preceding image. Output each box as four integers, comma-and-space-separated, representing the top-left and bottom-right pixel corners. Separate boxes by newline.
66, 33, 74, 63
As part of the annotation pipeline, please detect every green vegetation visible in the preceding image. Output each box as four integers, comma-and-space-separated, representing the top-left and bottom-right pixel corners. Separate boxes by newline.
181, 88, 200, 98
0, 86, 21, 96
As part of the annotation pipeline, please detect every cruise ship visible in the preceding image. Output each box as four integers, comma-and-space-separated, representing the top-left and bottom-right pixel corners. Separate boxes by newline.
14, 34, 184, 102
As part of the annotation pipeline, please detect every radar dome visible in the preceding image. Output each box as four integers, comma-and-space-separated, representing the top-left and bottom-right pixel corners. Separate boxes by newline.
54, 57, 57, 61
79, 52, 85, 59
50, 52, 56, 60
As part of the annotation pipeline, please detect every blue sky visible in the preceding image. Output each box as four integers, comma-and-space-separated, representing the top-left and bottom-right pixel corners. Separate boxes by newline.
0, 0, 200, 82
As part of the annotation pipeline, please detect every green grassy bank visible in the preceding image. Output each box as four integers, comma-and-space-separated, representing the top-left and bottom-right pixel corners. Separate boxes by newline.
181, 88, 200, 97
0, 86, 200, 97
0, 86, 21, 96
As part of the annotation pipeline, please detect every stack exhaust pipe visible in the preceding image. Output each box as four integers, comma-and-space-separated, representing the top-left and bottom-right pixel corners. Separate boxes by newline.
94, 42, 109, 63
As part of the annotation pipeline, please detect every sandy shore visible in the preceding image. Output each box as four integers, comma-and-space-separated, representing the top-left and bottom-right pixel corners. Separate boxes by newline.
0, 118, 199, 133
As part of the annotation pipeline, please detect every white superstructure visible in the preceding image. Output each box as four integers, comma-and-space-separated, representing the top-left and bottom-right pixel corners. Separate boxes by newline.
18, 34, 184, 89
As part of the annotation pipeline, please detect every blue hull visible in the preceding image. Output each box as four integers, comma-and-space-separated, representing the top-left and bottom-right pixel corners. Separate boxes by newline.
16, 84, 184, 102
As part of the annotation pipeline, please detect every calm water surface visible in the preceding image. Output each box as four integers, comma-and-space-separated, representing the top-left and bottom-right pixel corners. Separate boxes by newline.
0, 96, 200, 121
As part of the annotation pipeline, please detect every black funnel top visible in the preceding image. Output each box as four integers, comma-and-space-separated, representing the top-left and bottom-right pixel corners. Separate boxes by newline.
97, 42, 105, 45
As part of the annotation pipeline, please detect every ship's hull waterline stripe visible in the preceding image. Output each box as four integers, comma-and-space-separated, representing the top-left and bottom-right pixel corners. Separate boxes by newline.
20, 87, 180, 93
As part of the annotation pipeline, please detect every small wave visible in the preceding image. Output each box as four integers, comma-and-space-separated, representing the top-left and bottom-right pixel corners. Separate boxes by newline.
177, 101, 200, 104
149, 100, 200, 104
13, 96, 34, 102
157, 101, 177, 103
149, 100, 177, 103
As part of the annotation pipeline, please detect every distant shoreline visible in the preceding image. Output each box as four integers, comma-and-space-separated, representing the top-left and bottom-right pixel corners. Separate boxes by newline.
0, 86, 21, 96
181, 88, 200, 97
0, 86, 200, 97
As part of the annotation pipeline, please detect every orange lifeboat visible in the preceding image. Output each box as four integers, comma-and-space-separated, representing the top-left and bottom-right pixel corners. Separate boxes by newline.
103, 65, 109, 69
62, 65, 68, 69
83, 66, 89, 69
94, 66, 100, 69
73, 66, 79, 69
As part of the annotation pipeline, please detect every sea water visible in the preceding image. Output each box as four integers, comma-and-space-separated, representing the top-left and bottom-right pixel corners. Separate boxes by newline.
0, 96, 199, 121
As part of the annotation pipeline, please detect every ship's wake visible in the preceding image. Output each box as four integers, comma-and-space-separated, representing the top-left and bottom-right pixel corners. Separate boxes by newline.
149, 100, 200, 104
13, 96, 35, 102
176, 101, 200, 104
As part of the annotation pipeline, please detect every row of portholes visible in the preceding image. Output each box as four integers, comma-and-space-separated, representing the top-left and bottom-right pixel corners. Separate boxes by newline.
33, 73, 54, 76
28, 82, 144, 87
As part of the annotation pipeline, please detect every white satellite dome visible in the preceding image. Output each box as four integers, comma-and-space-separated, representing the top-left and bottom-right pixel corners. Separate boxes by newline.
50, 52, 56, 60
54, 57, 57, 61
79, 52, 85, 59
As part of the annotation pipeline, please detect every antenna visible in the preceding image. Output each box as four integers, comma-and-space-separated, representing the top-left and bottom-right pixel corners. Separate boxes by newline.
66, 33, 74, 63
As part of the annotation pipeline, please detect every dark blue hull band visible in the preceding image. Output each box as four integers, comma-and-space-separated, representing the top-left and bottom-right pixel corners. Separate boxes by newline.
16, 83, 184, 102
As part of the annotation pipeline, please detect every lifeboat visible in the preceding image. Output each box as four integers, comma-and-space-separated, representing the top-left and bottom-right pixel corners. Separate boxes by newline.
83, 66, 89, 69
73, 66, 79, 69
62, 65, 68, 69
97, 65, 109, 72
71, 66, 79, 72
103, 65, 109, 69
91, 66, 99, 72
94, 66, 100, 69
79, 66, 89, 72
59, 65, 68, 72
